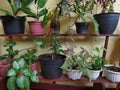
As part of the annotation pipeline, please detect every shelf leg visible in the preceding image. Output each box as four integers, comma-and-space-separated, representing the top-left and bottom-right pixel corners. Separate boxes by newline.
93, 82, 105, 90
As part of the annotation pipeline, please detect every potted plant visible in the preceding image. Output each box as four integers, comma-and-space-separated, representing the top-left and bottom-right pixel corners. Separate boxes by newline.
22, 0, 48, 34
94, 0, 120, 34
49, 0, 71, 34
0, 0, 33, 34
34, 30, 66, 79
6, 57, 39, 90
71, 0, 99, 34
61, 46, 92, 80
0, 41, 19, 76
104, 65, 120, 82
20, 48, 39, 71
89, 47, 107, 80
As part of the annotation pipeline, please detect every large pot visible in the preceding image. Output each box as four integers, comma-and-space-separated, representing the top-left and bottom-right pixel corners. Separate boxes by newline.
0, 16, 26, 35
94, 13, 120, 34
39, 54, 65, 79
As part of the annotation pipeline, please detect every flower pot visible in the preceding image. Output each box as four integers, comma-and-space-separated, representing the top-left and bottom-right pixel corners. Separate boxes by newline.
90, 70, 102, 80
0, 16, 26, 35
66, 69, 82, 80
94, 13, 120, 34
28, 21, 44, 34
39, 54, 65, 79
0, 64, 11, 76
75, 22, 89, 34
104, 66, 120, 82
29, 61, 38, 71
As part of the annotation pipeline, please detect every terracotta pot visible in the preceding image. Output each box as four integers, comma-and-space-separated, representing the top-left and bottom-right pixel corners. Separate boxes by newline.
28, 21, 44, 34
29, 61, 38, 71
0, 58, 13, 65
0, 64, 11, 77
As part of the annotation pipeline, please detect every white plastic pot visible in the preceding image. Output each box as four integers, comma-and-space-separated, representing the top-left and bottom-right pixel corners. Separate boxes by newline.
66, 69, 82, 80
90, 70, 102, 80
104, 69, 120, 82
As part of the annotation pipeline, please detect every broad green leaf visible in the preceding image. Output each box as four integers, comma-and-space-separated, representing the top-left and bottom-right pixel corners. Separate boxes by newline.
7, 68, 17, 76
30, 74, 39, 83
38, 0, 47, 8
16, 75, 25, 89
22, 68, 32, 76
24, 76, 30, 89
18, 58, 26, 68
13, 61, 19, 70
21, 0, 33, 7
7, 76, 16, 90
38, 8, 48, 17
0, 9, 12, 16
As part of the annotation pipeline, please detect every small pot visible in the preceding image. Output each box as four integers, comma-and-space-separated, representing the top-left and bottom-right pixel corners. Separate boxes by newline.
90, 69, 102, 80
28, 21, 44, 34
0, 64, 11, 76
29, 61, 38, 71
75, 22, 89, 34
66, 69, 82, 80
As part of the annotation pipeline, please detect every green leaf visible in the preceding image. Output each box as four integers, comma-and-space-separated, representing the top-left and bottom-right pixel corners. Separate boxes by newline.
16, 75, 25, 89
18, 58, 27, 68
82, 68, 92, 81
22, 68, 32, 76
13, 61, 19, 70
7, 68, 17, 76
7, 76, 16, 90
38, 0, 47, 8
21, 0, 33, 8
38, 8, 48, 17
30, 74, 39, 83
4, 42, 16, 47
24, 76, 30, 89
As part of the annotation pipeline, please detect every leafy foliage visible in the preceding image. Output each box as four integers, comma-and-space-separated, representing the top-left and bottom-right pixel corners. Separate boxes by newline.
34, 31, 63, 60
95, 0, 116, 13
0, 42, 19, 60
61, 47, 92, 80
90, 47, 107, 70
0, 0, 33, 16
22, 0, 48, 26
7, 58, 39, 90
21, 49, 38, 65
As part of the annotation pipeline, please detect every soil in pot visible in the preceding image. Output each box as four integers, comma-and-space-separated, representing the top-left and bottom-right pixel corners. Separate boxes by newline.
39, 54, 66, 79
107, 66, 120, 72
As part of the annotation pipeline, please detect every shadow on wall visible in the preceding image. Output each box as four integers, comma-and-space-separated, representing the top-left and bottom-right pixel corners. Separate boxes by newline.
109, 37, 120, 65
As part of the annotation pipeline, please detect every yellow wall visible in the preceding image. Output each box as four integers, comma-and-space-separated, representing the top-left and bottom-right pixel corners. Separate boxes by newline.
0, 0, 120, 64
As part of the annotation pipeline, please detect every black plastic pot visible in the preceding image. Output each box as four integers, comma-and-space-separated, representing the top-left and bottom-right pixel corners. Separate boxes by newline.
94, 13, 120, 34
39, 54, 65, 79
0, 16, 26, 34
75, 22, 89, 34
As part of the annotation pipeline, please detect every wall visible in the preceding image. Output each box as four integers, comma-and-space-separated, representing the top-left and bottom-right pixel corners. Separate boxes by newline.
0, 0, 120, 67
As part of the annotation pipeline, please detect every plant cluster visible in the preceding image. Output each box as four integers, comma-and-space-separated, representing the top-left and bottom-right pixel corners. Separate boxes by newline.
34, 30, 63, 60
61, 46, 92, 80
7, 58, 39, 90
0, 0, 33, 16
90, 47, 107, 70
20, 48, 38, 65
0, 42, 19, 60
22, 0, 48, 26
95, 0, 116, 13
